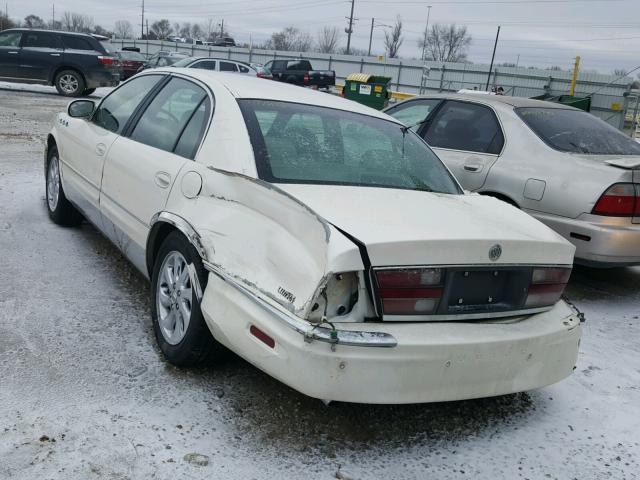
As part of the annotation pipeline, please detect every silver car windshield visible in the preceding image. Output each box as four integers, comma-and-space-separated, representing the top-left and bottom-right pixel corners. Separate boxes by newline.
239, 99, 462, 194
517, 107, 640, 155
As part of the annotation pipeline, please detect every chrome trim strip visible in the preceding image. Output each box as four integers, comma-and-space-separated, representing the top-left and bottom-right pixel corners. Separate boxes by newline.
202, 260, 397, 348
383, 305, 553, 322
150, 211, 208, 261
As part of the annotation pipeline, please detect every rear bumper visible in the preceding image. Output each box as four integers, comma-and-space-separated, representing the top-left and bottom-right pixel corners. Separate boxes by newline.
201, 271, 581, 404
532, 211, 640, 267
84, 68, 120, 89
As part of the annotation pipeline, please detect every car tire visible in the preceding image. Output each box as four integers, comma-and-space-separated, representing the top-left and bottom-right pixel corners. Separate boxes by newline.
151, 231, 223, 367
45, 146, 83, 226
54, 70, 86, 97
83, 88, 96, 96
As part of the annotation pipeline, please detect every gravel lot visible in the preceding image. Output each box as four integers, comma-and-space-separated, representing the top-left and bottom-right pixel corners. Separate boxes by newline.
0, 84, 639, 480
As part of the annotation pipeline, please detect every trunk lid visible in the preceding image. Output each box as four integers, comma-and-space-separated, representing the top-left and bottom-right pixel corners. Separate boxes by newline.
277, 185, 575, 267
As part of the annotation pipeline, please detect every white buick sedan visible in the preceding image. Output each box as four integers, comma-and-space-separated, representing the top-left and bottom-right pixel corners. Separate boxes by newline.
45, 69, 581, 404
385, 94, 640, 267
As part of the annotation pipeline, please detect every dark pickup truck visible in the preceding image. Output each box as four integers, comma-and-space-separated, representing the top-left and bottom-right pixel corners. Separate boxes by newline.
264, 59, 335, 89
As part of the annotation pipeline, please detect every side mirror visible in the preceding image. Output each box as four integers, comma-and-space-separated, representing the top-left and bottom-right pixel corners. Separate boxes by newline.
68, 99, 95, 118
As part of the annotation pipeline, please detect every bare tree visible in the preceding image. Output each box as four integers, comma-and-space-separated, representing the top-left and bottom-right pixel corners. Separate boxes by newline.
419, 23, 471, 63
267, 26, 313, 51
179, 22, 192, 39
150, 19, 172, 40
384, 16, 403, 58
24, 14, 46, 28
613, 68, 627, 77
114, 20, 133, 39
316, 26, 340, 53
191, 23, 203, 40
0, 11, 17, 30
61, 12, 94, 33
172, 22, 181, 38
203, 18, 216, 41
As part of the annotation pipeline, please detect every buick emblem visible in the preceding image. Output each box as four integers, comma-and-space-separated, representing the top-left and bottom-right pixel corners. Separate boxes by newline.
489, 244, 502, 261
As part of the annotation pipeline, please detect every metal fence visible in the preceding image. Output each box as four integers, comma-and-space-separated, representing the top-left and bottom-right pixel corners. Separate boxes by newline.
110, 39, 634, 130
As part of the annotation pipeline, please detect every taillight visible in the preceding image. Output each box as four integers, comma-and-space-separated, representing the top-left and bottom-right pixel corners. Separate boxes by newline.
303, 72, 309, 84
375, 268, 443, 315
98, 55, 115, 65
524, 267, 571, 309
592, 183, 640, 217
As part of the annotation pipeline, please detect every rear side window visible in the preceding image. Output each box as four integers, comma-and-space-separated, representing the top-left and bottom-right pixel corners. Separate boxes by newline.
191, 60, 216, 70
92, 75, 163, 134
424, 100, 504, 154
238, 64, 250, 73
287, 60, 311, 71
174, 99, 211, 159
0, 31, 22, 47
130, 77, 208, 155
219, 61, 237, 72
516, 107, 640, 155
386, 99, 441, 130
62, 36, 94, 51
22, 32, 61, 49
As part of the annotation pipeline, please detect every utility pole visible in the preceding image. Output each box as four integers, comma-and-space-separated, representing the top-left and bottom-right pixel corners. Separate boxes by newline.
569, 55, 581, 96
140, 0, 145, 39
146, 19, 149, 39
485, 25, 501, 91
220, 19, 224, 38
368, 18, 374, 56
51, 4, 55, 29
345, 0, 355, 55
421, 5, 432, 61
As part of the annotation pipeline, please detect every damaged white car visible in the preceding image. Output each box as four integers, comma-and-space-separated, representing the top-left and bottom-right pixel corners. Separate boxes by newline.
45, 69, 582, 404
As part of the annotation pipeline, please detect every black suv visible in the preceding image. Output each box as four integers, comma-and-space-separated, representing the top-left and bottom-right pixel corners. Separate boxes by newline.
0, 28, 120, 97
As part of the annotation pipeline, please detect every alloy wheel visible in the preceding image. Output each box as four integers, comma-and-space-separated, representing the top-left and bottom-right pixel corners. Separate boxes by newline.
157, 251, 193, 345
47, 155, 60, 212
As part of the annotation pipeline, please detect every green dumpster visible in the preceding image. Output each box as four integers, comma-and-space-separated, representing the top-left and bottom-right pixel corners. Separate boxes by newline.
531, 93, 591, 112
343, 73, 392, 110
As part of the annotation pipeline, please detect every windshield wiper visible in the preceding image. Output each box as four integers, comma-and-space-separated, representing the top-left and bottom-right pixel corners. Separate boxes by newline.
400, 117, 428, 134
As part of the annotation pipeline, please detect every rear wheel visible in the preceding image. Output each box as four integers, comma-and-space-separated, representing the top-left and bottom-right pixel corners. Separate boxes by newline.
46, 146, 83, 226
54, 70, 85, 97
151, 231, 223, 367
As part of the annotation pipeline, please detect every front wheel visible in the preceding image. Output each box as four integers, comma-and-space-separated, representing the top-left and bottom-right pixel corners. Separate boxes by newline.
151, 231, 223, 367
46, 146, 83, 226
54, 70, 85, 97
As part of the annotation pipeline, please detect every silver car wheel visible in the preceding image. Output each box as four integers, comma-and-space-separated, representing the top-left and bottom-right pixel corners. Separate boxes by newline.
157, 251, 193, 345
47, 155, 60, 212
59, 74, 79, 94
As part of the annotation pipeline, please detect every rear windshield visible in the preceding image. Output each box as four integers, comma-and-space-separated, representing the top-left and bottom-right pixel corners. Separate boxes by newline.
239, 99, 462, 194
118, 50, 145, 61
516, 107, 640, 155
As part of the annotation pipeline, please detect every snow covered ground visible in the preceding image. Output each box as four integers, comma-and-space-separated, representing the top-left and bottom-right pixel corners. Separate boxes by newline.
0, 86, 638, 480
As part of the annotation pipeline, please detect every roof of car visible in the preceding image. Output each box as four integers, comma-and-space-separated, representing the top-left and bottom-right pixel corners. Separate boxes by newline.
9, 28, 97, 39
152, 68, 397, 122
407, 92, 574, 109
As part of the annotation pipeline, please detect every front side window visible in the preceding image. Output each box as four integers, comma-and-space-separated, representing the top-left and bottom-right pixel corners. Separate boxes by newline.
92, 74, 163, 134
516, 107, 640, 155
238, 64, 250, 73
62, 36, 93, 51
239, 99, 461, 194
424, 100, 504, 154
130, 77, 208, 154
0, 32, 21, 47
219, 61, 237, 72
22, 32, 61, 49
386, 99, 441, 131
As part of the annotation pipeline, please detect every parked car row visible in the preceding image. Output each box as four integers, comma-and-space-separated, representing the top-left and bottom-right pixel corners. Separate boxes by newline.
45, 68, 582, 405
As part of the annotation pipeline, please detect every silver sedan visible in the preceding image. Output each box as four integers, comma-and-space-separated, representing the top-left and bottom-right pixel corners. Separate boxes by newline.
385, 94, 640, 267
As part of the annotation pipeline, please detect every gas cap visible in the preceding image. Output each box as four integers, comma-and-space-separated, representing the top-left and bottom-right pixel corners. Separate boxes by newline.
181, 171, 203, 199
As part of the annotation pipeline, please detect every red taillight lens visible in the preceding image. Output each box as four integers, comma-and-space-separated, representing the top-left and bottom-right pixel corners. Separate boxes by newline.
303, 73, 309, 84
592, 183, 639, 217
525, 267, 571, 308
376, 268, 443, 315
98, 55, 115, 65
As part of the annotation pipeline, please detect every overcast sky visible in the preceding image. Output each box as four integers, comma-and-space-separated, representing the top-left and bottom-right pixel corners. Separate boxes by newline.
8, 0, 640, 74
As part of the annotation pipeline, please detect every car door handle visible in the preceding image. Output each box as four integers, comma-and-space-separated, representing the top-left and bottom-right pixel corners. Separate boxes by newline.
154, 172, 171, 189
50, 53, 61, 57
463, 164, 481, 172
7, 51, 18, 55
95, 143, 106, 156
